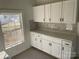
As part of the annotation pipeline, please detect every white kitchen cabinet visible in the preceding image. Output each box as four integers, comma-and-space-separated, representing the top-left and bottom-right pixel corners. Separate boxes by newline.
45, 4, 51, 22
50, 2, 62, 23
51, 42, 61, 59
33, 4, 51, 22
42, 39, 52, 54
62, 40, 72, 59
36, 34, 43, 50
33, 0, 77, 24
62, 0, 76, 24
30, 32, 38, 48
30, 32, 43, 50
33, 5, 44, 22
30, 32, 72, 59
42, 34, 62, 58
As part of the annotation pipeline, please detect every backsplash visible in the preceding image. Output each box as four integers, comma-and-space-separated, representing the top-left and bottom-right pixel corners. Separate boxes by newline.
37, 23, 76, 33
38, 23, 66, 30
30, 20, 76, 33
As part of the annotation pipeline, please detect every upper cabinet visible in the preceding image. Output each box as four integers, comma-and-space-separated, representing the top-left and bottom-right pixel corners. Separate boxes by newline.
33, 5, 44, 22
62, 0, 76, 24
33, 0, 77, 24
51, 2, 62, 23
45, 4, 51, 22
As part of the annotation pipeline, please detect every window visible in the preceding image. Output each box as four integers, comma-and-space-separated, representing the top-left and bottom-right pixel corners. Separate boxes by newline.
0, 12, 24, 49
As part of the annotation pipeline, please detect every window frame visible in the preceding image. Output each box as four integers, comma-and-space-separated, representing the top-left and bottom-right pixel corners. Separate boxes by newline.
0, 12, 25, 49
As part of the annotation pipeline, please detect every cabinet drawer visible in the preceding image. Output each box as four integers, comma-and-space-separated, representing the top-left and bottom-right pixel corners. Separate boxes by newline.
62, 40, 72, 48
42, 34, 62, 44
46, 35, 62, 44
51, 37, 62, 44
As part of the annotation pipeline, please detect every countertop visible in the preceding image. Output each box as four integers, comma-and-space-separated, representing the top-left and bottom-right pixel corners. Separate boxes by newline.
31, 29, 76, 41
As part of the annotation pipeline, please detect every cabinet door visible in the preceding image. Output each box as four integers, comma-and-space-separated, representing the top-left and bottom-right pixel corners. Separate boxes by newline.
31, 36, 38, 48
51, 43, 61, 59
33, 5, 44, 22
30, 32, 40, 48
62, 0, 75, 24
51, 2, 62, 23
36, 37, 42, 50
42, 40, 51, 54
62, 40, 72, 59
30, 32, 38, 48
62, 47, 71, 59
45, 4, 51, 22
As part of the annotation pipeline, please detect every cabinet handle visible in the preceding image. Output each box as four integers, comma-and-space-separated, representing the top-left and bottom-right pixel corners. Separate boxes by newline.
60, 18, 62, 21
40, 40, 42, 42
49, 43, 52, 46
35, 38, 37, 41
62, 47, 64, 50
60, 18, 64, 22
43, 18, 45, 21
65, 43, 69, 45
38, 35, 40, 37
49, 18, 51, 22
62, 18, 64, 22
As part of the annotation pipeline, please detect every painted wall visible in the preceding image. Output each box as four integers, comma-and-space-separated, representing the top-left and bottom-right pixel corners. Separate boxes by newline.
0, 0, 33, 57
77, 23, 79, 56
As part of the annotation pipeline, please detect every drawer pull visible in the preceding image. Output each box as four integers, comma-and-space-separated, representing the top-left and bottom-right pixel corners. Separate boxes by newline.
35, 38, 37, 41
65, 43, 69, 45
40, 40, 42, 42
49, 18, 51, 22
62, 47, 64, 50
49, 43, 52, 46
43, 18, 45, 21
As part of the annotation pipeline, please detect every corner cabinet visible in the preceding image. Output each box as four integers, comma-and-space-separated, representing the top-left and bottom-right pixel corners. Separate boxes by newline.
30, 32, 43, 50
33, 0, 77, 24
33, 5, 44, 22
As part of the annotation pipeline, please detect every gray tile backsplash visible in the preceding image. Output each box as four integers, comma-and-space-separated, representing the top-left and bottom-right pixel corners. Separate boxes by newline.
38, 23, 76, 33
30, 20, 76, 33
38, 23, 67, 30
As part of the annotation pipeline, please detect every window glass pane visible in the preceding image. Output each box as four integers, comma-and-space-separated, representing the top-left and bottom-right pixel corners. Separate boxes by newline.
0, 13, 24, 49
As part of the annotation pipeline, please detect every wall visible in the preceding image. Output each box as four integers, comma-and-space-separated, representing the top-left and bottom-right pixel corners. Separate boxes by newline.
77, 23, 79, 57
0, 24, 5, 52
0, 0, 33, 57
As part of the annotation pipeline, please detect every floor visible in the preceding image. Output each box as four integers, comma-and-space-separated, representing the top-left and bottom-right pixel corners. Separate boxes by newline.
12, 47, 57, 59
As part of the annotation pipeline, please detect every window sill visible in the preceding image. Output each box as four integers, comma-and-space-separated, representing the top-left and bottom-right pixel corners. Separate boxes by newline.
5, 40, 24, 50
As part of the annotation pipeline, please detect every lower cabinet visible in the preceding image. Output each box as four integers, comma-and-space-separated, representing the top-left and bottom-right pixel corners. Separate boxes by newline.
42, 39, 52, 54
30, 32, 43, 50
30, 32, 37, 48
42, 39, 61, 59
51, 42, 61, 59
62, 41, 72, 59
36, 37, 42, 50
30, 32, 72, 59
